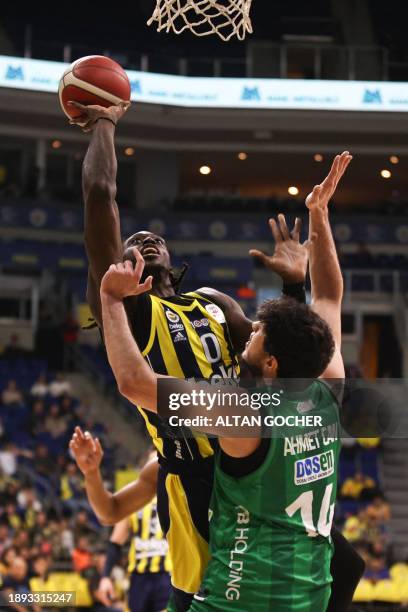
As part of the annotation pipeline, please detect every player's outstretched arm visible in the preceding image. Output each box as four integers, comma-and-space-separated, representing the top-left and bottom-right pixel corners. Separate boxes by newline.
69, 426, 158, 524
197, 216, 310, 353
69, 101, 129, 326
306, 151, 352, 378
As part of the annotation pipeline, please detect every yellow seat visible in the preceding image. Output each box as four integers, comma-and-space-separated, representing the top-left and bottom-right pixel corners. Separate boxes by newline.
353, 579, 374, 602
373, 579, 402, 603
75, 576, 93, 607
399, 581, 408, 603
34, 572, 92, 607
390, 563, 408, 584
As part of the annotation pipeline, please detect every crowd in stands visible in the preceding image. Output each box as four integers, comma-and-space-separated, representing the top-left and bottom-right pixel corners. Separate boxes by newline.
1, 341, 408, 608
337, 437, 408, 608
0, 350, 130, 610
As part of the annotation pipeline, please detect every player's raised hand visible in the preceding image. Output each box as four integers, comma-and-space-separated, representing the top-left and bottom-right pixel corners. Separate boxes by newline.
306, 151, 352, 211
100, 247, 153, 300
69, 426, 103, 475
249, 215, 315, 283
67, 100, 130, 132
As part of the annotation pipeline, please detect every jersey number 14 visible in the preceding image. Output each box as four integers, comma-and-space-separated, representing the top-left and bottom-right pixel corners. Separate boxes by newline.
285, 484, 335, 538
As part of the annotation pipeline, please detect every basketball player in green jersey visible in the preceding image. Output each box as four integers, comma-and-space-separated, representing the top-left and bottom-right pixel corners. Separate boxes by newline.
95, 153, 351, 611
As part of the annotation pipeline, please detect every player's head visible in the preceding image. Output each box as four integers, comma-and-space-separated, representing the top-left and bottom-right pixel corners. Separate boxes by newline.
241, 297, 334, 379
123, 231, 171, 271
123, 231, 188, 293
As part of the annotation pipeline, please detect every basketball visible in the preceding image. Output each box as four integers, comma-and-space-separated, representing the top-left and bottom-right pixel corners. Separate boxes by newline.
58, 55, 131, 119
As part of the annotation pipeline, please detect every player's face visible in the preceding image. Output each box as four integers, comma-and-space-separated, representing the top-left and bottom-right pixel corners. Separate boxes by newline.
123, 231, 171, 269
241, 321, 278, 378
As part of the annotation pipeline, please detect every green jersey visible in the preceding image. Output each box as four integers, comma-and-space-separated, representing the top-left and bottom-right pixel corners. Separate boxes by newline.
190, 380, 340, 612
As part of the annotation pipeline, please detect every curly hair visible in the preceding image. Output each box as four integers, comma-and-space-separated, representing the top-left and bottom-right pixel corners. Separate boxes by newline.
257, 297, 335, 378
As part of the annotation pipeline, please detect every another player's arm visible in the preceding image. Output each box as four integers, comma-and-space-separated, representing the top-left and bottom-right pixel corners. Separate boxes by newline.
197, 216, 309, 352
98, 518, 130, 606
69, 102, 129, 326
69, 427, 157, 525
307, 151, 352, 379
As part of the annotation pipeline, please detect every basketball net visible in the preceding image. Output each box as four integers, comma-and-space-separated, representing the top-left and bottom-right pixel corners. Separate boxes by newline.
147, 0, 253, 42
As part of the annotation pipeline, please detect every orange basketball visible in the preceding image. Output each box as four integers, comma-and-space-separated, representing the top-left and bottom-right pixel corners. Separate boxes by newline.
58, 55, 131, 119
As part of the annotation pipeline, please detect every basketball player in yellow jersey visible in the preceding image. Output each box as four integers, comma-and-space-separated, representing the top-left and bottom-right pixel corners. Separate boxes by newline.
69, 100, 309, 611
70, 428, 171, 612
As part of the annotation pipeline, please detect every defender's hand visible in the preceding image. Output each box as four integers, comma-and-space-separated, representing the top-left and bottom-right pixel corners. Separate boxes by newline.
69, 426, 103, 475
100, 247, 153, 300
68, 100, 130, 132
306, 151, 352, 211
250, 215, 314, 283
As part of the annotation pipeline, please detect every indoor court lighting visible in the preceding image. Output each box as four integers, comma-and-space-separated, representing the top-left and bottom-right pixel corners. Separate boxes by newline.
200, 165, 212, 175
314, 154, 323, 162
238, 152, 247, 160
288, 186, 299, 195
124, 147, 135, 156
390, 156, 399, 164
380, 169, 391, 179
51, 140, 62, 149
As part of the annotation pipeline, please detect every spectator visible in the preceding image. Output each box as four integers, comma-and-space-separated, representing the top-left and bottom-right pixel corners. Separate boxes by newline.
0, 443, 18, 476
49, 372, 71, 398
0, 523, 12, 557
72, 536, 92, 572
16, 487, 42, 529
30, 554, 51, 586
364, 555, 390, 583
27, 400, 46, 436
2, 503, 23, 530
59, 518, 74, 556
60, 462, 84, 504
340, 471, 377, 500
33, 445, 54, 480
0, 546, 18, 574
44, 403, 67, 439
62, 312, 79, 371
1, 380, 24, 406
2, 556, 41, 612
30, 375, 49, 399
72, 509, 97, 540
366, 495, 391, 523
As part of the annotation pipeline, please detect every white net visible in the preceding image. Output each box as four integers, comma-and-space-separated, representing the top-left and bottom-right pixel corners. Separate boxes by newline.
147, 0, 253, 42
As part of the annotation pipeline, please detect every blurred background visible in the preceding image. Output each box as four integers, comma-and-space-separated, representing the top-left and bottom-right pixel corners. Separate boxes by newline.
1, 1, 408, 610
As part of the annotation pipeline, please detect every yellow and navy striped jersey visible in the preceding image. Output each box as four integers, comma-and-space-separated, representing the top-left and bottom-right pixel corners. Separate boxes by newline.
134, 291, 239, 475
128, 499, 171, 575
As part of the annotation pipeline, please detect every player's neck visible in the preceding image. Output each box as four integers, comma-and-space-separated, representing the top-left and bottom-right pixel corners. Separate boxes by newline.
151, 275, 176, 298
151, 283, 176, 298
143, 267, 176, 298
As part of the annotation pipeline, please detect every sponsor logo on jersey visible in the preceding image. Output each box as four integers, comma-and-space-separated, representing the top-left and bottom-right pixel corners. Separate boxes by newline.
174, 331, 186, 343
296, 400, 315, 414
205, 303, 226, 324
294, 449, 334, 486
191, 318, 210, 328
168, 322, 184, 333
134, 536, 168, 559
165, 310, 180, 323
